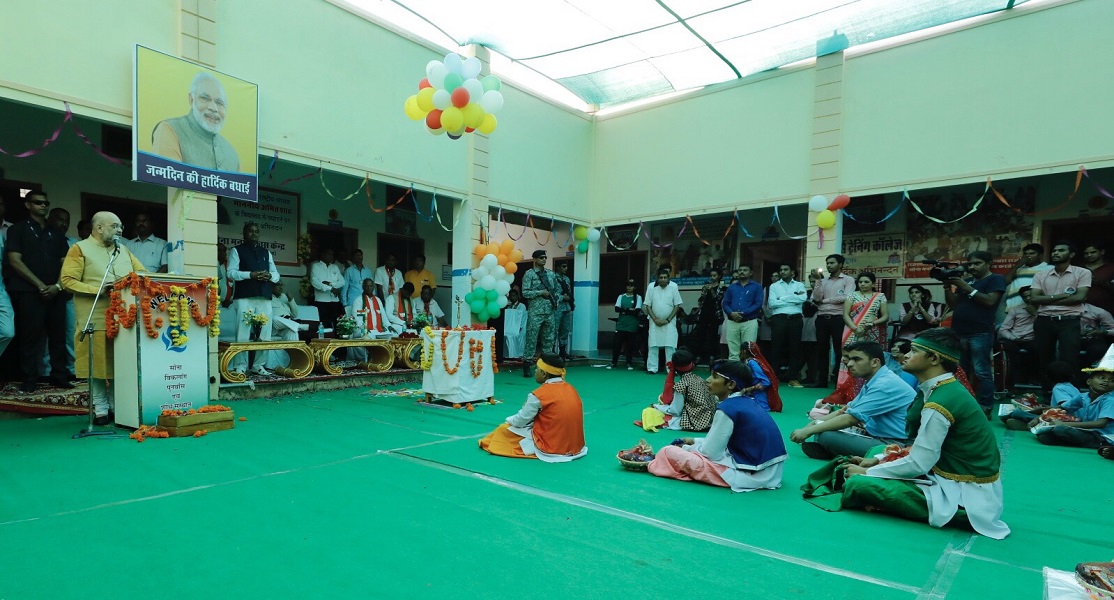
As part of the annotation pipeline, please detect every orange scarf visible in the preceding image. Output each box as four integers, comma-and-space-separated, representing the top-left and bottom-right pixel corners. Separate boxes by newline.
363, 295, 385, 332
396, 292, 413, 324
386, 268, 397, 295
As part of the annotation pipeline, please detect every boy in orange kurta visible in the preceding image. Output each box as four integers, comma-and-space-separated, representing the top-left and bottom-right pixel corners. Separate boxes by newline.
479, 353, 587, 462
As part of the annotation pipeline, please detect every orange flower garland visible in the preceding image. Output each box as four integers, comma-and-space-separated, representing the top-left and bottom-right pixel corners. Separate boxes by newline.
468, 337, 485, 378
104, 274, 220, 340
491, 339, 498, 374
440, 330, 465, 375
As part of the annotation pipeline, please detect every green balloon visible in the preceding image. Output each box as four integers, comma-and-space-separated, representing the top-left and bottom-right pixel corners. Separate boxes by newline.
482, 75, 501, 92
464, 291, 474, 303
477, 310, 490, 322
444, 72, 463, 91
577, 240, 589, 253
486, 289, 498, 301
470, 298, 486, 313
488, 306, 501, 319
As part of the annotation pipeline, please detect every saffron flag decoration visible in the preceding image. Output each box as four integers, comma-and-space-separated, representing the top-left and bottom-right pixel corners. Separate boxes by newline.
404, 53, 504, 139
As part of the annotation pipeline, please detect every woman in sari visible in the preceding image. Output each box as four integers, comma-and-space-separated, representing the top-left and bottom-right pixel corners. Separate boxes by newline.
741, 341, 782, 412
826, 272, 889, 405
895, 284, 944, 340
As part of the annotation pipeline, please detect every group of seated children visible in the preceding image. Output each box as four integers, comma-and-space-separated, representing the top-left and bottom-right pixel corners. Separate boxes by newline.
476, 326, 1114, 540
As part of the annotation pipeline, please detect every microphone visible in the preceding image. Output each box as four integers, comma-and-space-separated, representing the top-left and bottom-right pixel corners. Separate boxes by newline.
112, 235, 120, 255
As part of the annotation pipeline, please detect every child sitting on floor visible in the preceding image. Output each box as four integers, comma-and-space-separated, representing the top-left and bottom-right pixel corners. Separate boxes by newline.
999, 361, 1078, 430
1028, 347, 1114, 449
740, 341, 781, 412
479, 353, 587, 462
637, 349, 716, 432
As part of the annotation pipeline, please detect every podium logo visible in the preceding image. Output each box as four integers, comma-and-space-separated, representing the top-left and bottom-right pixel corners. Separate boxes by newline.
162, 327, 188, 353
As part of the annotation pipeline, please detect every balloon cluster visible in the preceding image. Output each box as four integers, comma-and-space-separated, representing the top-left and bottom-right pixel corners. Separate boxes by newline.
573, 226, 601, 254
808, 194, 851, 230
404, 53, 505, 139
466, 239, 522, 322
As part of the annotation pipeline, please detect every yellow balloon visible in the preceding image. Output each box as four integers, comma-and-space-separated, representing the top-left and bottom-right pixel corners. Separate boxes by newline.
573, 225, 588, 241
478, 114, 497, 135
510, 249, 523, 262
500, 239, 515, 254
404, 96, 424, 120
416, 87, 436, 112
816, 209, 837, 229
441, 107, 464, 132
463, 102, 485, 129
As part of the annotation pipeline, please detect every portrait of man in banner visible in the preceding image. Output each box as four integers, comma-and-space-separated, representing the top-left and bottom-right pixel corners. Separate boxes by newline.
133, 45, 258, 202
151, 72, 240, 172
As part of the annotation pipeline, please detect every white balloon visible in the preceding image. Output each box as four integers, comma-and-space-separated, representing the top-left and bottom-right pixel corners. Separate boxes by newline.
428, 63, 448, 89
587, 228, 601, 243
471, 268, 484, 281
504, 273, 515, 284
479, 275, 496, 290
496, 295, 508, 308
425, 60, 442, 79
462, 57, 482, 79
495, 280, 511, 295
480, 90, 504, 114
492, 265, 507, 278
808, 194, 828, 212
444, 52, 463, 75
432, 89, 450, 110
480, 253, 498, 268
462, 78, 484, 103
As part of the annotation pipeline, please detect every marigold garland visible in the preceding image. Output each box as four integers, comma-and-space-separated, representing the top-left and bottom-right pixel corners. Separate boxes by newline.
421, 326, 435, 370
440, 330, 465, 375
129, 424, 169, 442
104, 274, 220, 341
468, 337, 485, 378
491, 339, 498, 374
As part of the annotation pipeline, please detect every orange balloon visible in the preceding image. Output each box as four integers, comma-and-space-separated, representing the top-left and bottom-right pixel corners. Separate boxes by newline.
500, 239, 515, 254
505, 262, 517, 274
473, 244, 486, 257
510, 249, 524, 262
486, 242, 500, 255
497, 253, 509, 265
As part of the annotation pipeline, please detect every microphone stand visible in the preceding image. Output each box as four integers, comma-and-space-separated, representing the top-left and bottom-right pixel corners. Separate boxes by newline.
73, 240, 127, 439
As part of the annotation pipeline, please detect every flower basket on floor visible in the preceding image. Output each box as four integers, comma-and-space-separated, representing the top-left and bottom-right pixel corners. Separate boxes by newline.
617, 439, 655, 471
157, 405, 235, 437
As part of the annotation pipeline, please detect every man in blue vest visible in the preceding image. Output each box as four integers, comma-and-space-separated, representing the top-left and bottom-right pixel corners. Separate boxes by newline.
227, 222, 279, 376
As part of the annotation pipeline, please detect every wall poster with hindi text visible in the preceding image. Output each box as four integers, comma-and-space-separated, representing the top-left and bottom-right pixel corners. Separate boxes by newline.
133, 45, 259, 201
217, 188, 300, 266
841, 233, 906, 279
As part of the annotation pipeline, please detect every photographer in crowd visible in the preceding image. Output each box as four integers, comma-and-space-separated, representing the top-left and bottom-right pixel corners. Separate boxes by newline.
944, 251, 1005, 416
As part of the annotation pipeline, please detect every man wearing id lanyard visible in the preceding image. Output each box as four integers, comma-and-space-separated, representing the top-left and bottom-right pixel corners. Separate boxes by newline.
1029, 241, 1091, 397
806, 254, 856, 388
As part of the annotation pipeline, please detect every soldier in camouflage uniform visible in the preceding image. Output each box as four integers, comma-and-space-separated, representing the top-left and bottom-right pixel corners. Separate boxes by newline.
521, 249, 559, 377
555, 262, 575, 359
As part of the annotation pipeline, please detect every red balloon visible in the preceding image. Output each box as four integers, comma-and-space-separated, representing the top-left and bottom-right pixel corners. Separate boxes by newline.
418, 77, 431, 90
451, 87, 470, 108
828, 194, 851, 210
425, 109, 442, 130
465, 127, 475, 133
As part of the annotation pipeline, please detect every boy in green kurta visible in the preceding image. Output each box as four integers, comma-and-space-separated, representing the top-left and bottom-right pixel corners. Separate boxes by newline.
839, 328, 1010, 539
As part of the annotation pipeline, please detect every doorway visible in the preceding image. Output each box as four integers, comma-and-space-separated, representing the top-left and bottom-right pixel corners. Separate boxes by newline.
376, 233, 424, 273
1042, 217, 1114, 263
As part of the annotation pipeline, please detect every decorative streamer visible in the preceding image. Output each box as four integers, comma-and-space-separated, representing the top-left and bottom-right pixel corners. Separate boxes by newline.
499, 207, 530, 241
734, 211, 754, 239
277, 165, 322, 187
0, 107, 69, 158
600, 223, 642, 251
842, 191, 908, 224
686, 215, 735, 246
263, 151, 278, 179
553, 222, 575, 249
319, 169, 368, 201
990, 170, 1081, 217
641, 220, 688, 248
1083, 168, 1114, 200
367, 185, 411, 213
435, 197, 468, 232
66, 105, 130, 166
528, 216, 552, 245
907, 185, 984, 224
772, 205, 816, 240
413, 188, 437, 222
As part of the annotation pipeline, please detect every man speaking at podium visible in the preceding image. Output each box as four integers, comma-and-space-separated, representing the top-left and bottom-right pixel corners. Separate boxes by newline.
61, 212, 146, 425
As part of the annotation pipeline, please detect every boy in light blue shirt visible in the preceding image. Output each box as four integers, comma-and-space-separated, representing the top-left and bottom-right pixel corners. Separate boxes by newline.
1033, 347, 1114, 449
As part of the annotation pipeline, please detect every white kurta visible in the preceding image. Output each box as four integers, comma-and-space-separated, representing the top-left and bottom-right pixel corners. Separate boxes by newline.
645, 282, 683, 347
684, 408, 785, 492
503, 304, 527, 358
864, 374, 1010, 540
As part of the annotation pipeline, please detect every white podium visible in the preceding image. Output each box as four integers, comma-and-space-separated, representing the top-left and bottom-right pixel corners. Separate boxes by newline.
113, 274, 213, 427
421, 329, 495, 404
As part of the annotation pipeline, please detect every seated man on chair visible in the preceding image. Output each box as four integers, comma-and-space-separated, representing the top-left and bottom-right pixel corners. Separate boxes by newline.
413, 285, 447, 327
790, 341, 915, 460
479, 353, 587, 462
266, 281, 309, 371
385, 282, 416, 333
840, 327, 1010, 540
348, 278, 394, 363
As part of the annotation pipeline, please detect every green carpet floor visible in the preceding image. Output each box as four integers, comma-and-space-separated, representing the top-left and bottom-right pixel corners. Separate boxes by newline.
2, 365, 1109, 599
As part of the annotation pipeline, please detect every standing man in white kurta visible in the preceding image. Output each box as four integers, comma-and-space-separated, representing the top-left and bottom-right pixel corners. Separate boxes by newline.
644, 267, 684, 375
227, 222, 280, 376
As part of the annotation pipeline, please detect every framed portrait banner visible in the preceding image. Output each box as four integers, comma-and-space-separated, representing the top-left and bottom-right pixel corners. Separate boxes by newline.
133, 45, 259, 201
217, 188, 300, 266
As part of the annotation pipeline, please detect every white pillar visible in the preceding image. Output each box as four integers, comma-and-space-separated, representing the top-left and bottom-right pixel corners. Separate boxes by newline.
570, 241, 600, 355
